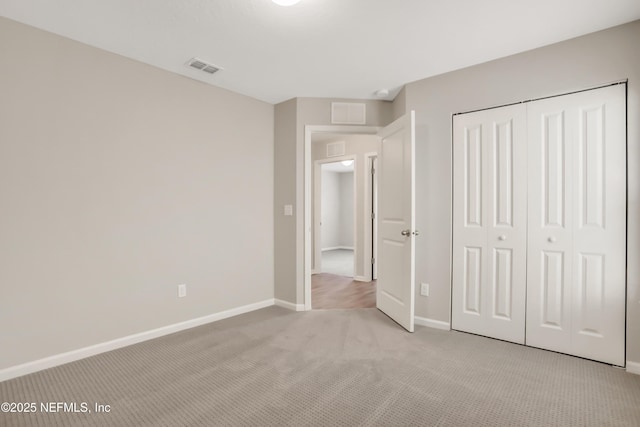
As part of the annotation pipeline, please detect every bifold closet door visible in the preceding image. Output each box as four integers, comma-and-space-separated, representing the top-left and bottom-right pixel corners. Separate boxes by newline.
452, 104, 527, 344
526, 84, 626, 366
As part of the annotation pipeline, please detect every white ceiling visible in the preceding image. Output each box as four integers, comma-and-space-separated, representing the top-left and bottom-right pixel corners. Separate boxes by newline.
2, 0, 639, 104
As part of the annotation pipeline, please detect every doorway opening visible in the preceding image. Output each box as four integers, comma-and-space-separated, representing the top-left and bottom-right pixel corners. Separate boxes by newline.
303, 112, 416, 330
304, 126, 380, 310
318, 160, 355, 277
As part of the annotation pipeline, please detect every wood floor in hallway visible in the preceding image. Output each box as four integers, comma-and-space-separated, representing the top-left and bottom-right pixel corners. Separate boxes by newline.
311, 273, 376, 309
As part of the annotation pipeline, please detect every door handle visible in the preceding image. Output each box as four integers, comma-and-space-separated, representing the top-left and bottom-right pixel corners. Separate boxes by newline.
548, 236, 557, 243
401, 229, 411, 236
498, 235, 507, 241
412, 230, 420, 236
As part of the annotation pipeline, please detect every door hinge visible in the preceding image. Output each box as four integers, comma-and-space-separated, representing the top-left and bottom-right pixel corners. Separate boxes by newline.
371, 165, 376, 175
371, 257, 375, 264
371, 212, 375, 220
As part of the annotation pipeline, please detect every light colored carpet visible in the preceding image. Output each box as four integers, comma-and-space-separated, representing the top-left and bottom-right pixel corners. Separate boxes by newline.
321, 249, 354, 277
1, 307, 640, 426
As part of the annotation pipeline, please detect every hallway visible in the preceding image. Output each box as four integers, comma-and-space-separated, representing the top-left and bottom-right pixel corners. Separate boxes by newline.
311, 273, 376, 309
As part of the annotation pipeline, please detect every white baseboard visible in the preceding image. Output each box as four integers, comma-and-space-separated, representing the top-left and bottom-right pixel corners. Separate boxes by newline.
415, 316, 451, 331
353, 276, 367, 282
627, 361, 640, 375
274, 299, 305, 311
0, 299, 275, 383
321, 246, 354, 252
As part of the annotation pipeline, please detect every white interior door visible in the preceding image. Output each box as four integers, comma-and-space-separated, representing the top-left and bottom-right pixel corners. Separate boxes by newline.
452, 104, 528, 344
526, 84, 626, 366
376, 111, 416, 332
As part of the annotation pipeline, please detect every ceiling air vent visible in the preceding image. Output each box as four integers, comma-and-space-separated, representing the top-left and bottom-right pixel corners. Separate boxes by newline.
186, 57, 222, 75
331, 102, 366, 125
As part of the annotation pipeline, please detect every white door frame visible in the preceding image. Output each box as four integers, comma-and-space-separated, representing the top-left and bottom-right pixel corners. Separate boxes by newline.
364, 152, 378, 282
304, 125, 381, 310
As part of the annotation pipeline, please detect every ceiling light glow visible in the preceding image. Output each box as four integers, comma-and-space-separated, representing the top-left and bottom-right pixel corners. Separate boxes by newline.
341, 160, 354, 167
272, 0, 301, 5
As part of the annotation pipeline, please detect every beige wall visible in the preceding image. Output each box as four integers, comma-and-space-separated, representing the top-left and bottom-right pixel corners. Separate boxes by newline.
399, 20, 640, 364
391, 87, 407, 121
274, 98, 392, 304
274, 99, 298, 304
0, 17, 274, 370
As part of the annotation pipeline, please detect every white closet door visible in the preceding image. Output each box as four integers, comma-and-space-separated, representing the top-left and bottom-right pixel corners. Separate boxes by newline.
452, 104, 527, 344
526, 85, 626, 366
525, 94, 573, 354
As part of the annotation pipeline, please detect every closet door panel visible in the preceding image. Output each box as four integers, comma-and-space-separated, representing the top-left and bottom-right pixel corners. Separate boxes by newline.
465, 124, 484, 228
540, 250, 566, 329
453, 105, 526, 344
527, 85, 626, 366
453, 113, 489, 336
570, 85, 626, 366
486, 108, 527, 343
463, 246, 483, 315
526, 104, 573, 353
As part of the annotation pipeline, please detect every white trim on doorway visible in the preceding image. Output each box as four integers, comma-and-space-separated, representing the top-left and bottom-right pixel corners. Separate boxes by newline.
363, 152, 377, 282
304, 125, 381, 311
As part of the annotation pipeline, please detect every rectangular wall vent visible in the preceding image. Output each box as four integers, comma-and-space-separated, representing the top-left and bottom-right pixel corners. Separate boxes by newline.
326, 141, 346, 157
186, 57, 222, 75
331, 102, 366, 125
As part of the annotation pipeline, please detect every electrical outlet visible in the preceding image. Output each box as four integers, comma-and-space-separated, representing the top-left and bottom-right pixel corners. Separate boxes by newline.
178, 284, 187, 298
420, 283, 429, 297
